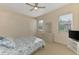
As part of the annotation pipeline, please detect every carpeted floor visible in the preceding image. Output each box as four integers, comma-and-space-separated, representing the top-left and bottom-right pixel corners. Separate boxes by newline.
34, 42, 76, 55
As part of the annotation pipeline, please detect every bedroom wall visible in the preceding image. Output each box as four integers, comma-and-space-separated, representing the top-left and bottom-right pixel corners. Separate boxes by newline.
37, 4, 79, 45
0, 6, 36, 39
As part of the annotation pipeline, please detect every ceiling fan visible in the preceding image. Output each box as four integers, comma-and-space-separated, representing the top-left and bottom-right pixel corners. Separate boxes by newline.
26, 3, 45, 11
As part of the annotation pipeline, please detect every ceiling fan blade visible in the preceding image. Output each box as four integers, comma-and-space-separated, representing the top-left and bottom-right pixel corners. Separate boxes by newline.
35, 3, 38, 7
26, 3, 34, 7
38, 6, 45, 8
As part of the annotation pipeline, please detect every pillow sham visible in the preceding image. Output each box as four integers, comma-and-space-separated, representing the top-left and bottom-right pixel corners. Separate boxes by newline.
0, 37, 16, 49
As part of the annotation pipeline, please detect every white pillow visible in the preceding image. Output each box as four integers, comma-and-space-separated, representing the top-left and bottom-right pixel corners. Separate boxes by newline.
0, 37, 16, 49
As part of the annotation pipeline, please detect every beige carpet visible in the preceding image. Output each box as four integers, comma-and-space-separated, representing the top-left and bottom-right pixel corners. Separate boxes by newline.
34, 42, 76, 55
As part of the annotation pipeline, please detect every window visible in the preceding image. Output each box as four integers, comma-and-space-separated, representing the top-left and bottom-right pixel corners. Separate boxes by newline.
59, 13, 73, 32
37, 20, 44, 31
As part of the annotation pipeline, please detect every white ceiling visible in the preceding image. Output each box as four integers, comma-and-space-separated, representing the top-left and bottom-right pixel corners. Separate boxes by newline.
0, 3, 68, 17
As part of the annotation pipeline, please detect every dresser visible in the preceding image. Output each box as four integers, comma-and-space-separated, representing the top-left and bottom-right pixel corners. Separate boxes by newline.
68, 38, 79, 54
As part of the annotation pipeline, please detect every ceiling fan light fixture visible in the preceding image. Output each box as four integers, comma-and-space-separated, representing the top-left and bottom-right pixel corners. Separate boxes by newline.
34, 7, 38, 10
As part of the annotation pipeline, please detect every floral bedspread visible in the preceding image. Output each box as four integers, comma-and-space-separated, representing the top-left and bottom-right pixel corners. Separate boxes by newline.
0, 37, 45, 55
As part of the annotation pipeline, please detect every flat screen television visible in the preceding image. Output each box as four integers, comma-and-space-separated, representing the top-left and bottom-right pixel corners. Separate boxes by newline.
69, 30, 79, 41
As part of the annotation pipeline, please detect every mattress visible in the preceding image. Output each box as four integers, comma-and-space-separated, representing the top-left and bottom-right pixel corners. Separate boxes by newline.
0, 37, 45, 55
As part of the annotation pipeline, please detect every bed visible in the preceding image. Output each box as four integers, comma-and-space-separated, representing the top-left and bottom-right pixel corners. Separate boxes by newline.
0, 36, 45, 55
